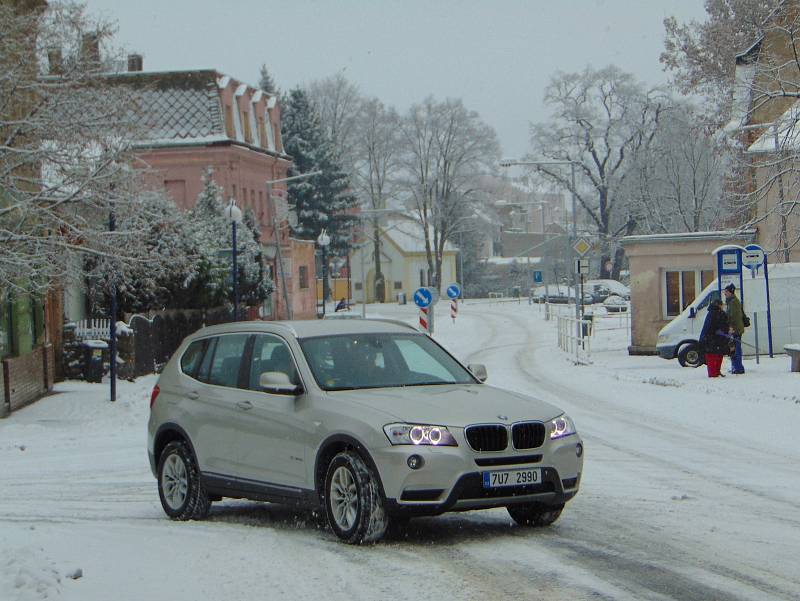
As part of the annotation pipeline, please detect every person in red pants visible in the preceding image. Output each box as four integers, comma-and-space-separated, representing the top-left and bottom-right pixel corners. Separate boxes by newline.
700, 299, 730, 377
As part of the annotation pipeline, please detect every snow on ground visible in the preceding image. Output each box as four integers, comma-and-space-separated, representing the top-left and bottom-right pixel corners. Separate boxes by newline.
0, 299, 798, 600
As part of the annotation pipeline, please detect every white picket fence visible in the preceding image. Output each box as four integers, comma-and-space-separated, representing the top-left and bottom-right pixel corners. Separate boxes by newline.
73, 319, 112, 339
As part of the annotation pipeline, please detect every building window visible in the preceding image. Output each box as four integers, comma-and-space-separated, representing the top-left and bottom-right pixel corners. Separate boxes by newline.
354, 282, 362, 291
231, 184, 237, 200
242, 111, 252, 143
250, 189, 255, 206
663, 269, 714, 318
299, 266, 309, 289
419, 270, 425, 287
394, 281, 402, 290
225, 104, 234, 138
257, 116, 267, 148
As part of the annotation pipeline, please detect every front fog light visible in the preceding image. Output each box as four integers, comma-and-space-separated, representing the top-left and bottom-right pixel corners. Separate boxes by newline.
407, 454, 424, 470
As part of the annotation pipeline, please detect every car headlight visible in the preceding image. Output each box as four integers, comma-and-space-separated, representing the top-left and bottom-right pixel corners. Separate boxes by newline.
383, 423, 458, 446
657, 334, 668, 344
549, 414, 576, 440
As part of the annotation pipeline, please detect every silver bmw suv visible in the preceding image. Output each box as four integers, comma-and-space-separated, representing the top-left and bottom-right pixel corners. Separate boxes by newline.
147, 319, 583, 544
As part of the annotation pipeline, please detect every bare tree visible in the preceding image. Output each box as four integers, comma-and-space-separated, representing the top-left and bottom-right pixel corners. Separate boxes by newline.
307, 72, 362, 167
0, 1, 164, 293
622, 105, 729, 234
661, 0, 778, 119
400, 97, 500, 291
529, 66, 666, 279
350, 98, 401, 301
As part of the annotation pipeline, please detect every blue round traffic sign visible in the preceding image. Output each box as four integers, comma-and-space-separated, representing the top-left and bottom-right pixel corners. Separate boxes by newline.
446, 284, 461, 299
413, 287, 433, 308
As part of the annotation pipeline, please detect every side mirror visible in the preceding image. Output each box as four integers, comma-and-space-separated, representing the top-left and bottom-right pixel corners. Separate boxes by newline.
259, 371, 302, 395
689, 307, 696, 319
468, 363, 488, 383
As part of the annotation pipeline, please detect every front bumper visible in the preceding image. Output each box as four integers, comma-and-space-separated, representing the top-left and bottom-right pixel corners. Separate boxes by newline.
372, 433, 584, 517
657, 344, 678, 360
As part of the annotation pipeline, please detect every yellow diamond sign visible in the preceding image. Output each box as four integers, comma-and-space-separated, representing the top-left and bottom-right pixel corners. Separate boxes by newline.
573, 238, 591, 256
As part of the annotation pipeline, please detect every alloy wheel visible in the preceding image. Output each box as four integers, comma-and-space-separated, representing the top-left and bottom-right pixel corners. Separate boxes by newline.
329, 466, 358, 531
161, 453, 189, 510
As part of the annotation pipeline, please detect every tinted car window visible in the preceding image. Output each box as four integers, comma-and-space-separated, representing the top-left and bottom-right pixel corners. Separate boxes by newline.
249, 335, 300, 389
207, 334, 249, 388
180, 339, 207, 378
196, 337, 217, 383
299, 333, 474, 391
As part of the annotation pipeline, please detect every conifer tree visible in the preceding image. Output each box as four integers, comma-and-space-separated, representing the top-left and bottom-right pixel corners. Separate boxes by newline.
258, 64, 277, 94
281, 87, 357, 254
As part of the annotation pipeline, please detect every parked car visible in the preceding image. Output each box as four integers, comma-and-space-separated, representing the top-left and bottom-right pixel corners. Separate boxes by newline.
531, 285, 592, 305
603, 295, 628, 313
148, 319, 584, 544
586, 279, 630, 302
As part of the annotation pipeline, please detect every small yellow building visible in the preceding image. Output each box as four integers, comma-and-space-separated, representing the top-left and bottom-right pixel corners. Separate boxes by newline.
350, 220, 459, 304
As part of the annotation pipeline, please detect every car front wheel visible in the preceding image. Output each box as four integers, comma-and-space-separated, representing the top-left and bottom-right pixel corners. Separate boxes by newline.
507, 503, 564, 527
324, 451, 388, 544
157, 440, 211, 521
677, 343, 705, 368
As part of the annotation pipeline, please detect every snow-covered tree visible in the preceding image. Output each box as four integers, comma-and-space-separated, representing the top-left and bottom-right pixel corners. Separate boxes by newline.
307, 72, 362, 168
350, 98, 401, 301
529, 66, 666, 279
281, 87, 358, 254
258, 63, 277, 94
661, 0, 778, 120
621, 105, 730, 234
399, 96, 500, 291
188, 169, 271, 310
0, 1, 162, 294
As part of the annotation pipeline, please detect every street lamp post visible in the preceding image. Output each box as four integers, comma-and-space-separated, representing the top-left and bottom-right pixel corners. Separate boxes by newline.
317, 229, 331, 317
225, 200, 243, 321
499, 159, 582, 322
264, 171, 322, 320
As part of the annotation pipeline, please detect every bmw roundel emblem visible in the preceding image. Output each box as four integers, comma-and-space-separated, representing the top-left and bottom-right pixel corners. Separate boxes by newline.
497, 414, 509, 421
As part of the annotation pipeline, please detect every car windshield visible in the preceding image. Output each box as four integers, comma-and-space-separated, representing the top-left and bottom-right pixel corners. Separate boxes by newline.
298, 332, 476, 391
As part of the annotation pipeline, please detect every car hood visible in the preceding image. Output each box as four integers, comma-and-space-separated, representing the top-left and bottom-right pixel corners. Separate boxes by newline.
331, 384, 564, 428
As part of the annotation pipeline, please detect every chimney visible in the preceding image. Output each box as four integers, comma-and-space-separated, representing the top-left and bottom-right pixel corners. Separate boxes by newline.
80, 32, 100, 66
47, 47, 63, 75
127, 54, 143, 72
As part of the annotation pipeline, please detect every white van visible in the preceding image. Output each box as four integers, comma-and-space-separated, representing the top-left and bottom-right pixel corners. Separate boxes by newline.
656, 263, 800, 366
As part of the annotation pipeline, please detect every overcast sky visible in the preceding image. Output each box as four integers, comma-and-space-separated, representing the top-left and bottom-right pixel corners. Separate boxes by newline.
84, 0, 708, 159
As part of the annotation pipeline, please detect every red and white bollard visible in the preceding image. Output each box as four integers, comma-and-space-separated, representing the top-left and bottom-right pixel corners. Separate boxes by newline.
450, 298, 458, 323
419, 306, 429, 332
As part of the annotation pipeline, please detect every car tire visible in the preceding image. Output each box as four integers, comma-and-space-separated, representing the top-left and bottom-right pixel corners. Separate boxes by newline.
157, 440, 211, 521
677, 343, 705, 368
507, 503, 564, 527
324, 451, 388, 544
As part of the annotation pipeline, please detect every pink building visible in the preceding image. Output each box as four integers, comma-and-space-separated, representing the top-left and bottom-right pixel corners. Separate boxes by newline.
108, 63, 316, 320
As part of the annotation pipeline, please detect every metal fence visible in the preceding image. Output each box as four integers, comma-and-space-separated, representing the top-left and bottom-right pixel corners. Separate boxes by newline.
556, 315, 593, 364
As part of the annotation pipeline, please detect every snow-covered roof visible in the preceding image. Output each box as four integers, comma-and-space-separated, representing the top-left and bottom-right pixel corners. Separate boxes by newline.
105, 70, 285, 156
747, 100, 800, 153
485, 256, 542, 265
620, 230, 757, 246
382, 219, 457, 254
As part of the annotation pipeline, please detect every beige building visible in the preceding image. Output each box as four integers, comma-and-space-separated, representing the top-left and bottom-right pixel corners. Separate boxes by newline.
351, 220, 458, 304
620, 231, 755, 355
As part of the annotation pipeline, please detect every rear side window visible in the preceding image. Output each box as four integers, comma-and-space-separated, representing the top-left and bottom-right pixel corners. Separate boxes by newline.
207, 334, 250, 388
180, 340, 207, 378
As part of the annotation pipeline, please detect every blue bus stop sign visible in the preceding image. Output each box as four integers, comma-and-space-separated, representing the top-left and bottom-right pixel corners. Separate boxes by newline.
413, 287, 433, 308
533, 270, 543, 284
446, 284, 461, 299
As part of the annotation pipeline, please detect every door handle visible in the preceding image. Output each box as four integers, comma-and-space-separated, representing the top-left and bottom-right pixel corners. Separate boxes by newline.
187, 391, 199, 400
236, 400, 253, 411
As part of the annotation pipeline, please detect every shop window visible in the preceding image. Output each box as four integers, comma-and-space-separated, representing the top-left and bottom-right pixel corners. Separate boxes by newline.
664, 269, 709, 318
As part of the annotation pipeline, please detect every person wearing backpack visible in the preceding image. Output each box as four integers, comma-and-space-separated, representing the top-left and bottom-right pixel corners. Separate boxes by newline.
724, 283, 747, 374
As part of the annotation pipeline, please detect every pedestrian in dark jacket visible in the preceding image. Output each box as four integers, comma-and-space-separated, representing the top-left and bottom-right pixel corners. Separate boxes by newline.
724, 283, 745, 374
700, 299, 730, 378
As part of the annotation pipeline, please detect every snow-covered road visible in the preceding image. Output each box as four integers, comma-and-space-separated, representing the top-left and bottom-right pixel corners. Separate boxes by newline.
1, 301, 798, 600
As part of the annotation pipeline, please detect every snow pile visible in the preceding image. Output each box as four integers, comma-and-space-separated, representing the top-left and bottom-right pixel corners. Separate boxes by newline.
0, 547, 62, 601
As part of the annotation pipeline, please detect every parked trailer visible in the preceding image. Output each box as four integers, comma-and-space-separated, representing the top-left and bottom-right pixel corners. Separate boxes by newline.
656, 262, 800, 366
